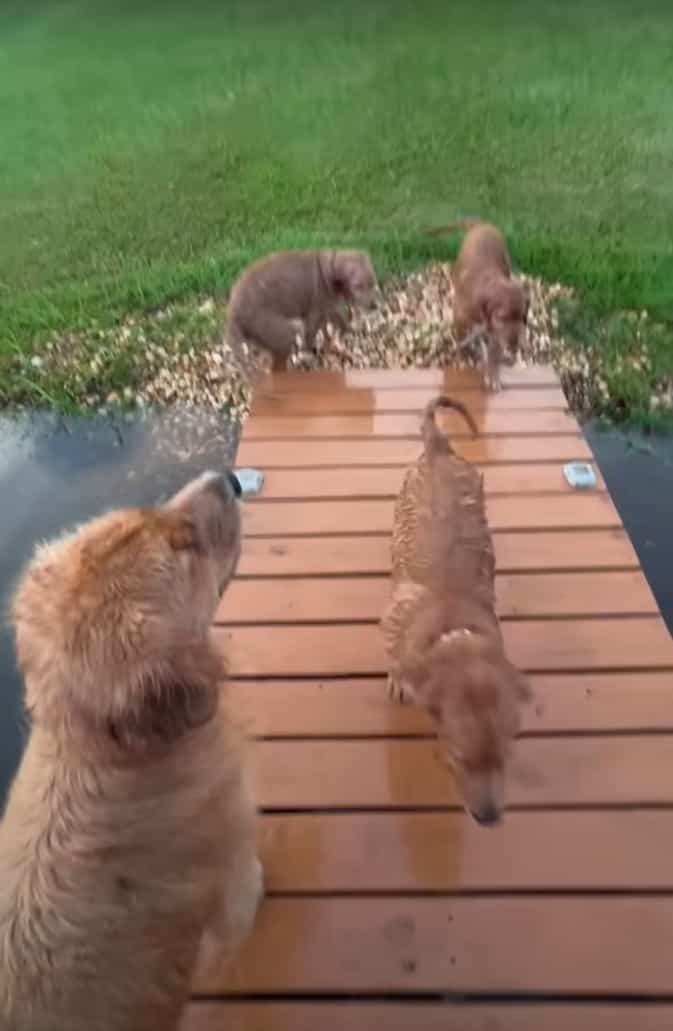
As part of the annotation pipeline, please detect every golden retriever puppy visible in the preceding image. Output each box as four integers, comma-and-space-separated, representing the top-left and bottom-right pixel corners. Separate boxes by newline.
227, 248, 377, 371
0, 471, 263, 1031
427, 220, 529, 391
381, 398, 531, 825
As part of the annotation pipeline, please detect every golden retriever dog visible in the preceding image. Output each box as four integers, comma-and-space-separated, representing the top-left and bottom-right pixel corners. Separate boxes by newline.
426, 220, 529, 391
0, 471, 263, 1031
381, 398, 531, 825
227, 248, 377, 371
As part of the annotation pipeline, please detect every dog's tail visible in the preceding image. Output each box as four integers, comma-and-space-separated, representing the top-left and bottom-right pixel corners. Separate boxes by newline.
422, 395, 478, 454
423, 218, 481, 238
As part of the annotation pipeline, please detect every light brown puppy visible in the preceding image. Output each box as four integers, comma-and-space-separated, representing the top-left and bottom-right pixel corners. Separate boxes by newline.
381, 397, 530, 825
427, 220, 529, 391
226, 248, 377, 372
0, 471, 263, 1031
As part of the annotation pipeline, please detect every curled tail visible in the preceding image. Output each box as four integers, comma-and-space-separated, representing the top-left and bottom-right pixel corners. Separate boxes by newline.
424, 217, 481, 238
422, 395, 478, 454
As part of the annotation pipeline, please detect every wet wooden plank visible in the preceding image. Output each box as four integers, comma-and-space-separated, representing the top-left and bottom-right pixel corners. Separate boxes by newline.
219, 618, 673, 677
217, 571, 656, 623
192, 897, 673, 994
242, 409, 577, 439
255, 365, 560, 392
259, 810, 673, 891
229, 672, 673, 737
243, 494, 620, 536
182, 1003, 673, 1031
255, 736, 673, 809
238, 434, 591, 468
247, 463, 604, 499
236, 530, 639, 576
252, 386, 566, 415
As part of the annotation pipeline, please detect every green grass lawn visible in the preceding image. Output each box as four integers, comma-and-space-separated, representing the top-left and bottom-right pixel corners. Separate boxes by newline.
1, 0, 673, 417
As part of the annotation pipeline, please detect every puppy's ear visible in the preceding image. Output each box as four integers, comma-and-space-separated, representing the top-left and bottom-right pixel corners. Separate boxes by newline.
319, 250, 341, 293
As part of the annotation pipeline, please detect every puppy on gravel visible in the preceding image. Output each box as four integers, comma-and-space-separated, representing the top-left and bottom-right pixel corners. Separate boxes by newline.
0, 471, 263, 1031
426, 220, 529, 391
381, 397, 531, 825
226, 249, 377, 372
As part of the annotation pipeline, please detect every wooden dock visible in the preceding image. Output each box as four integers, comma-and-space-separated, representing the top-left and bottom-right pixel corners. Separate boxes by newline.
183, 365, 673, 1030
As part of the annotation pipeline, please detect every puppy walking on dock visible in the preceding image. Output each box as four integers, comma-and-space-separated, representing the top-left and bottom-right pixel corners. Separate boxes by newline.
426, 220, 529, 391
381, 396, 531, 825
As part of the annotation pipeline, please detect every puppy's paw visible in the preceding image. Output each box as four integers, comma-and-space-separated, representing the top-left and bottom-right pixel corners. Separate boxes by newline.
387, 673, 415, 705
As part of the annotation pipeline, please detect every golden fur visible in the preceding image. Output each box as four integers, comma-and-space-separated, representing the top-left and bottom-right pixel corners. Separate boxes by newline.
227, 248, 377, 371
381, 398, 531, 825
427, 220, 529, 391
0, 471, 263, 1031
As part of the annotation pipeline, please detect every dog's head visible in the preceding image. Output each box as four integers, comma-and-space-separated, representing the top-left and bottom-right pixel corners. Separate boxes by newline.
411, 631, 530, 825
11, 471, 242, 750
331, 250, 378, 307
480, 278, 529, 357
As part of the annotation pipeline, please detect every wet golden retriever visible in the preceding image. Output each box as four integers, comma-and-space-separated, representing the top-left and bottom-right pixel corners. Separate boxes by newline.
381, 398, 530, 825
0, 471, 263, 1031
227, 248, 377, 371
426, 220, 529, 391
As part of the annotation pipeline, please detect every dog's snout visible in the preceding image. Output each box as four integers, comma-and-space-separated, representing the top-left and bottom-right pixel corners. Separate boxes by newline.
470, 803, 502, 828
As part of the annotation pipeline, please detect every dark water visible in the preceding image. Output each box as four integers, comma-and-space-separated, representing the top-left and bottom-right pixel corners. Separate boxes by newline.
584, 424, 673, 634
0, 408, 238, 806
1, 413, 672, 807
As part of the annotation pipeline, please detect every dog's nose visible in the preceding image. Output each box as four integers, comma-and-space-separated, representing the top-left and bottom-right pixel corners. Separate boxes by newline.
471, 803, 502, 827
200, 470, 241, 501
226, 471, 242, 497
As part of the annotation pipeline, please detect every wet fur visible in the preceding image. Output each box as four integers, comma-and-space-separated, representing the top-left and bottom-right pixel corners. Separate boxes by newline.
0, 473, 263, 1031
226, 248, 377, 372
381, 397, 530, 823
426, 220, 529, 391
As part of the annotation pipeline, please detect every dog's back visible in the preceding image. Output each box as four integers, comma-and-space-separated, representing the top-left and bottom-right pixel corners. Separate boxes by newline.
391, 397, 495, 603
229, 251, 318, 323
227, 250, 318, 358
0, 722, 235, 1031
453, 221, 511, 283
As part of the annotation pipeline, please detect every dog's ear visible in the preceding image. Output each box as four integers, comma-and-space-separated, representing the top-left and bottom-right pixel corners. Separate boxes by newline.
105, 653, 222, 753
328, 250, 369, 299
319, 250, 342, 293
